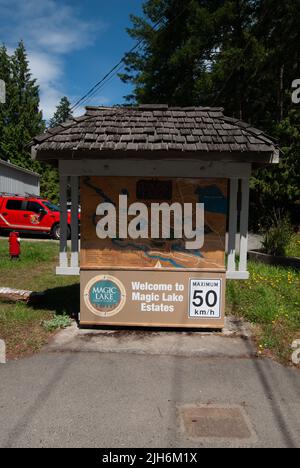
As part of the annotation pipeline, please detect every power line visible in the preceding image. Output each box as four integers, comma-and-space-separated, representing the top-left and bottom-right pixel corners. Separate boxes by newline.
74, 43, 144, 111
71, 2, 191, 112
71, 20, 164, 112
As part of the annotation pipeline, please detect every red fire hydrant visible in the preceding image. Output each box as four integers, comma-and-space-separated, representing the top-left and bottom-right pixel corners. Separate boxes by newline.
9, 232, 21, 260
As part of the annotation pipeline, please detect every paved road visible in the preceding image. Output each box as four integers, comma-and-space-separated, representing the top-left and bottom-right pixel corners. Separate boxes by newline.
0, 333, 299, 448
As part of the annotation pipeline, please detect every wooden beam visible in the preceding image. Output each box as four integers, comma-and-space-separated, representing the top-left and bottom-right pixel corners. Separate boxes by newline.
239, 178, 250, 272
35, 149, 278, 165
227, 271, 249, 280
60, 159, 252, 178
58, 174, 68, 270
227, 178, 238, 272
56, 267, 80, 276
70, 176, 79, 268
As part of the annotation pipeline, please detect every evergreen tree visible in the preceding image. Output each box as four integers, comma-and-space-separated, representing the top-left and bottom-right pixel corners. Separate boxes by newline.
39, 165, 60, 204
121, 0, 222, 106
0, 44, 13, 161
3, 41, 45, 170
122, 0, 300, 228
0, 41, 62, 202
49, 96, 72, 128
42, 97, 73, 203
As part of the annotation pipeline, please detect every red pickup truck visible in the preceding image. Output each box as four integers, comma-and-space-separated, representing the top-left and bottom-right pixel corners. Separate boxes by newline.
0, 194, 75, 239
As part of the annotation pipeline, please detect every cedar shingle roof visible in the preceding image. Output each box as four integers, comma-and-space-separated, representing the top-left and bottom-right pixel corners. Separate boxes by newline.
31, 105, 279, 160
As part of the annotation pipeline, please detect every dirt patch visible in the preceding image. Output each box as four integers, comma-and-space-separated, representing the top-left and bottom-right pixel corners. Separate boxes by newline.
79, 329, 160, 342
1, 321, 54, 361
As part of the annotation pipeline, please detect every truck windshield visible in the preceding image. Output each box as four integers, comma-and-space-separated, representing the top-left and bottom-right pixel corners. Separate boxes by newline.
43, 201, 60, 212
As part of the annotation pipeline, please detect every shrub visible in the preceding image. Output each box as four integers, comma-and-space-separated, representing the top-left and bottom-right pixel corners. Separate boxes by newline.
262, 211, 293, 257
42, 314, 72, 332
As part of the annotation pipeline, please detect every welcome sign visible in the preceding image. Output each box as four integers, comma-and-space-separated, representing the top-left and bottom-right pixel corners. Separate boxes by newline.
81, 270, 225, 327
80, 176, 228, 328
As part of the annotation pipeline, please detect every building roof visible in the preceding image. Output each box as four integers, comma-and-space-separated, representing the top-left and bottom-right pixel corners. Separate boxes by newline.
31, 105, 279, 164
0, 159, 40, 178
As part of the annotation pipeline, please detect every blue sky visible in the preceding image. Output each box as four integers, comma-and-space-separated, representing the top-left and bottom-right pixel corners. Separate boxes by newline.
0, 0, 144, 120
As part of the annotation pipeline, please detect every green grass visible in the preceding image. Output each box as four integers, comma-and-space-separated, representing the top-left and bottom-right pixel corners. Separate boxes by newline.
0, 240, 79, 359
227, 261, 300, 363
286, 233, 300, 258
0, 239, 299, 364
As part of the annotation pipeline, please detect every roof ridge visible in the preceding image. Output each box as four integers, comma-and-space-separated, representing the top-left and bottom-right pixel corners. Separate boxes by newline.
217, 115, 278, 146
85, 105, 136, 110
85, 104, 225, 112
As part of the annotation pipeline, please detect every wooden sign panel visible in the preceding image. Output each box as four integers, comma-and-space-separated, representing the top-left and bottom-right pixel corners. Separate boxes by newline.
80, 270, 226, 329
80, 176, 228, 271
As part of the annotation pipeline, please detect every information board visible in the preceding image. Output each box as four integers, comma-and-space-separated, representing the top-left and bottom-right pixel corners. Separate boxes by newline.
80, 270, 225, 328
80, 176, 228, 271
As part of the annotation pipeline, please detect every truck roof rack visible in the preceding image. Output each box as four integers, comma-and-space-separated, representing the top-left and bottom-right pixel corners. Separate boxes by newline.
25, 193, 43, 199
0, 192, 43, 199
0, 192, 23, 197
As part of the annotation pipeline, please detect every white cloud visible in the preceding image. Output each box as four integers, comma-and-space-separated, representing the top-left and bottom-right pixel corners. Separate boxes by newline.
0, 0, 108, 121
1, 0, 105, 54
40, 86, 64, 121
28, 52, 63, 120
28, 52, 62, 87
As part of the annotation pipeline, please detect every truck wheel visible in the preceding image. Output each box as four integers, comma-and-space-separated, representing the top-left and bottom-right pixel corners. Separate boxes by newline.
51, 224, 71, 240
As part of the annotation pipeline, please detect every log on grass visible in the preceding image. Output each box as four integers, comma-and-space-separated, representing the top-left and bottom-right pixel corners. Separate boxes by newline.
0, 287, 44, 303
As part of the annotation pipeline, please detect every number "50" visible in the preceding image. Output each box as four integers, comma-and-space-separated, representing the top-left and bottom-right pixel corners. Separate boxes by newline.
193, 290, 218, 308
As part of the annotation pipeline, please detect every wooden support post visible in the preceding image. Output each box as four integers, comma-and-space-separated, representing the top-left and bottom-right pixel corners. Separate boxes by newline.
57, 175, 68, 272
239, 178, 250, 273
227, 178, 238, 273
71, 176, 79, 269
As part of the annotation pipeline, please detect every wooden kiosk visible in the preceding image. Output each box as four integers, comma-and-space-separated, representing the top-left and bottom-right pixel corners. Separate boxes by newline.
31, 105, 279, 329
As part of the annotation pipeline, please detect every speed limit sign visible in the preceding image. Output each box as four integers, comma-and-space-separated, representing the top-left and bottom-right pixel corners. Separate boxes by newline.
189, 279, 221, 319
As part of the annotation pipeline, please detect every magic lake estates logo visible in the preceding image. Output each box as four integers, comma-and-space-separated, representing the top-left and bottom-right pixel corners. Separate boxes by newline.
84, 275, 126, 318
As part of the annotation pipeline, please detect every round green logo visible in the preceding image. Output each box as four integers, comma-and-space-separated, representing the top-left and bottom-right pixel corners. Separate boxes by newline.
84, 275, 126, 318
89, 280, 121, 311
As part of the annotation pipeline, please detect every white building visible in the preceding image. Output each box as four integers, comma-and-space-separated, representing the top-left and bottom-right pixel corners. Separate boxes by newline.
0, 159, 40, 196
